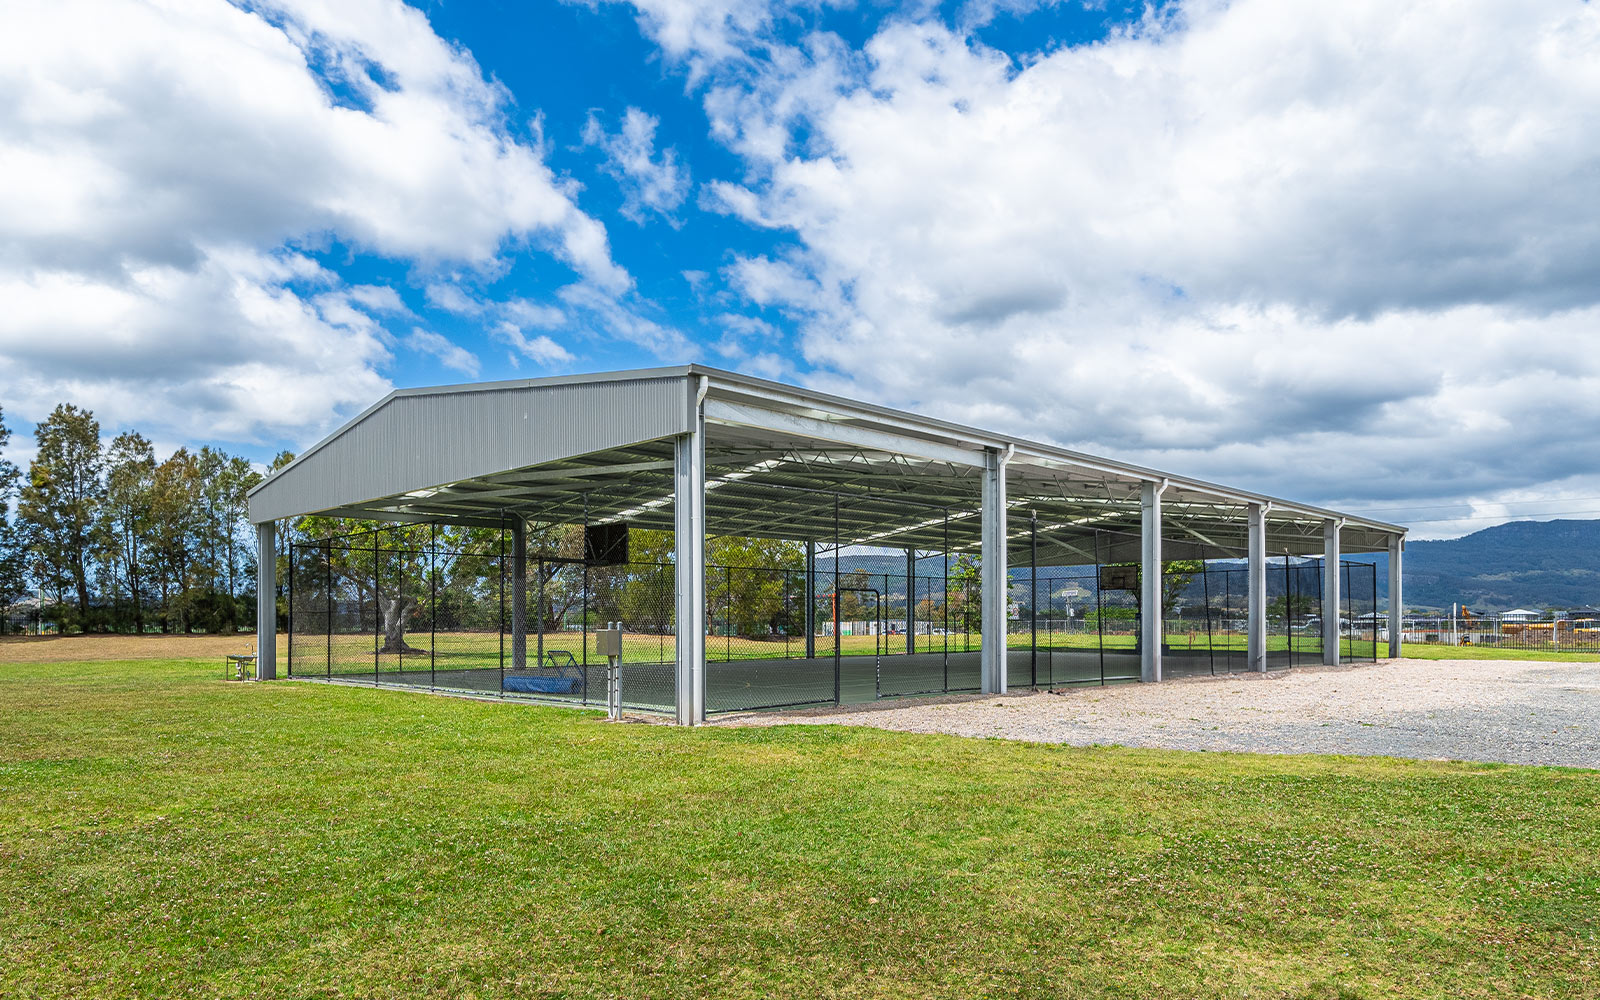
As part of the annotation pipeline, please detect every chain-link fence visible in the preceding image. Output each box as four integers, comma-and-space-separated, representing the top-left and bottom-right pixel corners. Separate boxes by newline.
288, 515, 1382, 716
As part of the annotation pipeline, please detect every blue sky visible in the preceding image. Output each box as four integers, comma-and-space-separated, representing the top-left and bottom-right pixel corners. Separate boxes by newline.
3, 0, 1599, 538
317, 0, 1167, 388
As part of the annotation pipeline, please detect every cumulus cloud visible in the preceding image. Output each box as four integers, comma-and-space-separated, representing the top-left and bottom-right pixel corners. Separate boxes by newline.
0, 247, 391, 440
404, 328, 480, 376
627, 0, 1600, 534
424, 283, 486, 316
0, 0, 630, 443
583, 107, 693, 224
492, 322, 576, 367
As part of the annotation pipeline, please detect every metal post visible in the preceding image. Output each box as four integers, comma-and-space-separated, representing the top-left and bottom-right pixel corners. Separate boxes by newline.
498, 525, 506, 695
1247, 503, 1266, 673
805, 540, 816, 659
673, 400, 707, 726
325, 540, 332, 680
536, 558, 545, 666
1140, 481, 1163, 683
1030, 510, 1038, 688
833, 493, 842, 704
905, 547, 916, 654
511, 519, 527, 672
980, 447, 1010, 695
372, 537, 380, 686
942, 511, 950, 692
430, 523, 437, 690
287, 539, 294, 678
1094, 530, 1105, 685
1388, 535, 1403, 658
1323, 520, 1341, 666
255, 522, 276, 679
601, 621, 622, 721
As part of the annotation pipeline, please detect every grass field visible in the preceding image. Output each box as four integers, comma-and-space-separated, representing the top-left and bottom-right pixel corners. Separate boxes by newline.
3, 648, 1599, 998
4, 630, 1587, 671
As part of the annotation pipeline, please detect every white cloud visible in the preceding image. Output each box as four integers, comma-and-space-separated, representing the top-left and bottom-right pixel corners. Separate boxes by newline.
404, 328, 480, 376
346, 284, 412, 315
502, 298, 567, 328
492, 322, 576, 366
637, 0, 1600, 533
0, 0, 631, 445
0, 247, 391, 440
583, 107, 693, 224
557, 282, 691, 356
424, 283, 486, 316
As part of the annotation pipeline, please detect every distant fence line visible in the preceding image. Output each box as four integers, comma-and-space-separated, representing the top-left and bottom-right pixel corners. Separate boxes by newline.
1397, 614, 1600, 652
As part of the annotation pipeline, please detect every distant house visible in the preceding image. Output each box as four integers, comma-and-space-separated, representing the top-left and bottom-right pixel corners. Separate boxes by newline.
1501, 608, 1541, 622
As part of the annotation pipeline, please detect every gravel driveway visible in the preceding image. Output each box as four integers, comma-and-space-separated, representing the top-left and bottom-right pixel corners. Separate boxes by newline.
712, 658, 1600, 768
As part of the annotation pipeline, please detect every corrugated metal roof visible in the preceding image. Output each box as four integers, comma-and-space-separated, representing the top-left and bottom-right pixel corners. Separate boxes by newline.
247, 364, 1404, 554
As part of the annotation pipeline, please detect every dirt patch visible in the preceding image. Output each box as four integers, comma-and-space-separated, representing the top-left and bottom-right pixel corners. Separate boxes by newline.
0, 633, 273, 664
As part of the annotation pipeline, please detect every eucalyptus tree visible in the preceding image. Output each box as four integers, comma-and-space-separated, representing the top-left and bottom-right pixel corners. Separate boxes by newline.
0, 407, 23, 617
104, 432, 156, 633
17, 405, 104, 622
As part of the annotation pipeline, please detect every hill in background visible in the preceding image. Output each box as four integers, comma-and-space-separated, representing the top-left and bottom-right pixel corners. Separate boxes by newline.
820, 519, 1600, 613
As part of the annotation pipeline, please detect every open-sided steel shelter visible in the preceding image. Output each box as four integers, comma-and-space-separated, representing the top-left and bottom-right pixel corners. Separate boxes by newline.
249, 365, 1407, 723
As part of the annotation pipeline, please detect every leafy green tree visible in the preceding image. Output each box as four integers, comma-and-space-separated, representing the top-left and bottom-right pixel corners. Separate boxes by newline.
707, 535, 803, 636
948, 554, 980, 634
216, 452, 262, 629
296, 516, 436, 653
18, 405, 105, 623
104, 432, 156, 633
148, 448, 203, 632
0, 407, 24, 622
1268, 592, 1317, 621
1162, 559, 1202, 618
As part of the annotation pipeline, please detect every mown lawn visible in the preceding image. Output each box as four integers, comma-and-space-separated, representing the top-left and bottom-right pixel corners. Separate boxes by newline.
1397, 643, 1600, 662
2, 655, 1598, 998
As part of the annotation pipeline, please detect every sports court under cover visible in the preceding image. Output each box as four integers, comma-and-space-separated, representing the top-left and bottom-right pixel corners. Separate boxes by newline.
248, 366, 1406, 724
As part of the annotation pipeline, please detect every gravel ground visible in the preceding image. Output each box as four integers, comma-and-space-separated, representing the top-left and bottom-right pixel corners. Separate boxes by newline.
712, 658, 1600, 768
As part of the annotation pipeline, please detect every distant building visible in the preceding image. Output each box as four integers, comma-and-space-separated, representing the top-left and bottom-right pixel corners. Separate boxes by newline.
1501, 608, 1541, 622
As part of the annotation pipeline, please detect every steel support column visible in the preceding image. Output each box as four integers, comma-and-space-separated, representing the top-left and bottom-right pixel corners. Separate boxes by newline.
980, 447, 1010, 694
906, 547, 916, 654
1388, 534, 1403, 659
1323, 520, 1342, 666
1140, 481, 1163, 683
805, 540, 816, 660
674, 402, 707, 725
1247, 503, 1267, 673
511, 518, 527, 672
255, 521, 277, 680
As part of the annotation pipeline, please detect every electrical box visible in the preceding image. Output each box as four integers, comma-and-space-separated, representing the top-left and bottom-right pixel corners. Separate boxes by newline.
595, 626, 623, 658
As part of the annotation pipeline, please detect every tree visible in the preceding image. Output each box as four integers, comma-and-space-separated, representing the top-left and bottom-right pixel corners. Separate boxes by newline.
0, 407, 24, 622
948, 554, 980, 634
1162, 559, 1202, 618
706, 535, 804, 636
296, 515, 461, 654
216, 452, 262, 630
18, 405, 105, 623
148, 449, 203, 632
1268, 592, 1317, 621
104, 432, 156, 633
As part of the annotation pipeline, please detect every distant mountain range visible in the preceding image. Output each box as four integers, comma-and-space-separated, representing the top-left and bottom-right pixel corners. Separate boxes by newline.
1384, 518, 1600, 611
821, 519, 1600, 613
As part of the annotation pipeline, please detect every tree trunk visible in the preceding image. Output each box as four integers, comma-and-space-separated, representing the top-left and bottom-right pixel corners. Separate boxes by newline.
379, 595, 425, 654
